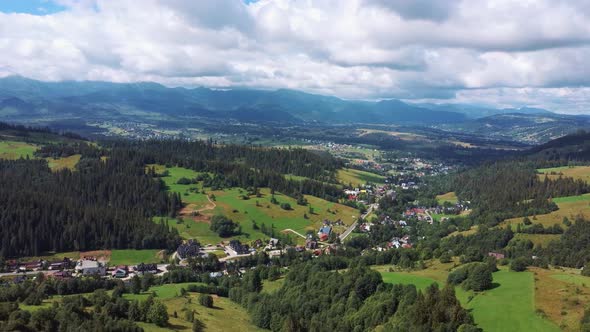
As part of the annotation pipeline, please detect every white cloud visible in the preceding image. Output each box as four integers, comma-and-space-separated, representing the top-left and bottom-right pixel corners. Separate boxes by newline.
0, 0, 589, 113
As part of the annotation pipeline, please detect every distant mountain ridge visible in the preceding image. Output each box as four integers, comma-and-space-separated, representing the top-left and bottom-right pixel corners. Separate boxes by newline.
0, 76, 559, 126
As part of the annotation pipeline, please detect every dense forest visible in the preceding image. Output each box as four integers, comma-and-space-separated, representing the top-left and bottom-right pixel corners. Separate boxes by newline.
0, 154, 181, 257
107, 139, 344, 201
447, 161, 589, 225
229, 259, 477, 332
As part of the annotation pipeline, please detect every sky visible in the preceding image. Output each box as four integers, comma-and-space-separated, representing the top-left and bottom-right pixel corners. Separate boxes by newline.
0, 0, 589, 114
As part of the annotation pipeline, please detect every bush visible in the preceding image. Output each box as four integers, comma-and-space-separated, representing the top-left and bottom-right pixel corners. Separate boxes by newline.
280, 203, 292, 210
199, 294, 213, 308
510, 257, 529, 272
210, 215, 240, 237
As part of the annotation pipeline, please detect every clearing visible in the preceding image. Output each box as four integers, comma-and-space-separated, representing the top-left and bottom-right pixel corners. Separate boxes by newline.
436, 192, 459, 205
0, 140, 38, 159
337, 168, 386, 187
537, 166, 590, 183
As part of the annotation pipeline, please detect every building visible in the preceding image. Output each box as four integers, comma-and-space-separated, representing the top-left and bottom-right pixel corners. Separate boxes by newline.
75, 260, 106, 276
134, 263, 158, 275
488, 252, 505, 260
177, 239, 201, 259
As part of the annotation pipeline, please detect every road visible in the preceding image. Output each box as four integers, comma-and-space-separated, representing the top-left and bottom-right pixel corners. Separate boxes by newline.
339, 203, 377, 241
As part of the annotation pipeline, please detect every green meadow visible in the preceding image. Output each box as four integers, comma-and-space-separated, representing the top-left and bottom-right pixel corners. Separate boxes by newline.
152, 165, 360, 245
0, 140, 38, 159
337, 168, 386, 187
109, 249, 163, 266
380, 272, 438, 290
457, 270, 560, 332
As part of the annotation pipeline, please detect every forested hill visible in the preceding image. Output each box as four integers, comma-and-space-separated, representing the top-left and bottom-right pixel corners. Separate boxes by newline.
524, 129, 590, 163
0, 124, 347, 257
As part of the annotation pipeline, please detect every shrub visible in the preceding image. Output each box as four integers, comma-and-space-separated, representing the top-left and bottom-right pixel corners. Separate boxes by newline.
199, 294, 213, 308
510, 257, 529, 272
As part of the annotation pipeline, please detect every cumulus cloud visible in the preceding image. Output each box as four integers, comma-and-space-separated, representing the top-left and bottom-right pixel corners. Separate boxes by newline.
0, 0, 589, 113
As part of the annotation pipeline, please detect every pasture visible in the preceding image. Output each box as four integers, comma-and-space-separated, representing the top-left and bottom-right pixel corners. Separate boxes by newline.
537, 166, 590, 183
151, 165, 360, 245
47, 154, 81, 171
0, 140, 38, 159
503, 193, 590, 228
436, 192, 459, 205
457, 270, 560, 332
380, 272, 438, 290
109, 249, 163, 266
337, 168, 386, 187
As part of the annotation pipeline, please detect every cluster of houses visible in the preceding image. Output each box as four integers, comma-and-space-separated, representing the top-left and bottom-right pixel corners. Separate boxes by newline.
387, 235, 413, 249
177, 239, 203, 260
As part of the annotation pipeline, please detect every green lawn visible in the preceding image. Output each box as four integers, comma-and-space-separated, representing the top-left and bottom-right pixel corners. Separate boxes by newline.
380, 272, 438, 290
337, 168, 386, 187
109, 249, 162, 266
0, 140, 38, 159
456, 270, 560, 332
148, 165, 211, 208
432, 213, 458, 222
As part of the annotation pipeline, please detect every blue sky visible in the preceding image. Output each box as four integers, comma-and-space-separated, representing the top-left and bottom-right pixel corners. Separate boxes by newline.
0, 0, 65, 15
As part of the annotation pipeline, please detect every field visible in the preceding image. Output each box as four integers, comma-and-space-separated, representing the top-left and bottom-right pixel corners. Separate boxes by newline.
503, 193, 590, 228
375, 263, 563, 332
0, 140, 38, 159
436, 192, 459, 205
47, 154, 81, 171
109, 249, 163, 266
513, 233, 560, 247
262, 278, 285, 294
152, 165, 360, 245
379, 272, 438, 290
537, 166, 590, 183
337, 168, 386, 187
533, 267, 590, 331
457, 270, 560, 332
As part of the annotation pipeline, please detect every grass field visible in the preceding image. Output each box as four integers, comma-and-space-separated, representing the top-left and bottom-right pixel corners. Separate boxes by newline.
503, 193, 590, 228
47, 154, 81, 171
436, 192, 459, 205
0, 140, 38, 159
457, 270, 560, 332
109, 249, 163, 266
380, 272, 438, 290
337, 168, 386, 187
533, 267, 590, 331
513, 233, 560, 247
538, 166, 590, 183
152, 165, 360, 245
262, 278, 285, 294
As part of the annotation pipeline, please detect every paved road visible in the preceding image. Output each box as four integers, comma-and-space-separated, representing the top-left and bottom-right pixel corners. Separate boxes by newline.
339, 203, 377, 241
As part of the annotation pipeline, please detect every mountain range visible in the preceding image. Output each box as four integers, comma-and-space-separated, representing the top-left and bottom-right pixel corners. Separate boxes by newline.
0, 76, 588, 143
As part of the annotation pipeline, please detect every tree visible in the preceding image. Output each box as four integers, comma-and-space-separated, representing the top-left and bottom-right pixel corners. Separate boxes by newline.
198, 294, 213, 308
192, 318, 205, 332
510, 257, 528, 272
439, 252, 452, 263
523, 217, 532, 225
130, 275, 141, 294
465, 264, 493, 291
210, 215, 239, 237
583, 263, 590, 277
280, 203, 292, 210
147, 301, 169, 327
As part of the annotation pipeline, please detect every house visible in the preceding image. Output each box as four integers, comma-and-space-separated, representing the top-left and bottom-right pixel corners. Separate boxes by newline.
48, 258, 72, 271
305, 240, 318, 250
488, 252, 505, 260
112, 268, 128, 278
229, 240, 250, 255
134, 263, 158, 275
177, 239, 201, 259
318, 225, 332, 236
209, 271, 223, 278
75, 260, 106, 276
265, 238, 280, 250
